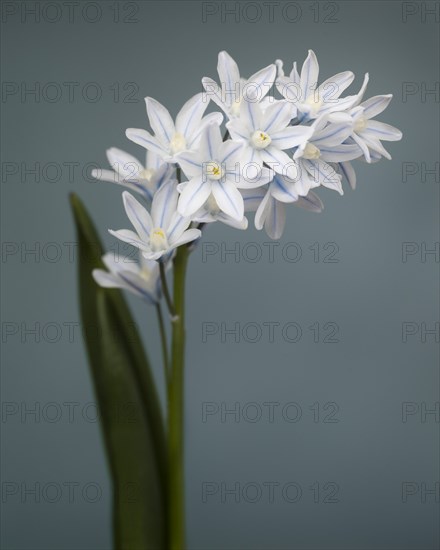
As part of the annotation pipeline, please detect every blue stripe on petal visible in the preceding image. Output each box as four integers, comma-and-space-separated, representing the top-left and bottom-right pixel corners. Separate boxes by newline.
181, 156, 201, 169
183, 99, 201, 136
314, 125, 348, 144
247, 100, 256, 130
218, 182, 240, 217
157, 183, 175, 227
126, 200, 150, 237
118, 272, 156, 304
273, 175, 296, 200
206, 127, 214, 159
167, 215, 185, 241
264, 103, 288, 133
222, 143, 243, 163
152, 110, 172, 142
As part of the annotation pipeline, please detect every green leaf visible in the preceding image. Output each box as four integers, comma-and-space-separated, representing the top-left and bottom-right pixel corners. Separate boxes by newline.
70, 193, 166, 550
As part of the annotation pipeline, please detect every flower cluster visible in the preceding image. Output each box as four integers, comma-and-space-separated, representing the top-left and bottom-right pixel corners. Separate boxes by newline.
92, 50, 402, 301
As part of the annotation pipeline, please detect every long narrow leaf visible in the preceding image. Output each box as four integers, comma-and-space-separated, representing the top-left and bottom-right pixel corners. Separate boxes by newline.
70, 193, 166, 549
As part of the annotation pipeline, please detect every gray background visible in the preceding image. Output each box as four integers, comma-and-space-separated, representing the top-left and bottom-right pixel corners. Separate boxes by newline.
1, 1, 439, 549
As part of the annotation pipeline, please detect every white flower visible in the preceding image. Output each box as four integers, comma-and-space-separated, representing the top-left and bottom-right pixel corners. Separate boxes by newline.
241, 186, 323, 240
189, 190, 248, 230
227, 99, 311, 179
276, 50, 362, 122
202, 51, 276, 119
109, 180, 201, 261
126, 93, 223, 163
91, 147, 175, 200
293, 115, 362, 195
92, 252, 160, 304
330, 96, 402, 163
175, 123, 272, 221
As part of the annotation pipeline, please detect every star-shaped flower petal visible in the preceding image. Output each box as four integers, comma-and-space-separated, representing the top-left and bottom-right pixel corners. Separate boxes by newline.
242, 185, 324, 240
332, 96, 402, 162
93, 252, 161, 304
126, 94, 223, 163
276, 50, 365, 122
109, 180, 201, 261
293, 115, 363, 195
91, 147, 175, 200
189, 191, 248, 230
175, 123, 270, 221
227, 99, 312, 180
202, 51, 276, 119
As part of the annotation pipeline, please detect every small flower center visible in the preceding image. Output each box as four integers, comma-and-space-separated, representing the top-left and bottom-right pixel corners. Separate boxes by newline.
204, 161, 224, 181
140, 266, 153, 282
302, 142, 321, 160
138, 168, 155, 181
169, 132, 187, 155
354, 115, 367, 132
251, 130, 272, 150
230, 98, 242, 117
150, 228, 169, 252
304, 94, 323, 116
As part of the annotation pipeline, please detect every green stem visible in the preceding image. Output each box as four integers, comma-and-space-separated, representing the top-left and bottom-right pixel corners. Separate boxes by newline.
160, 262, 177, 319
167, 245, 189, 550
155, 302, 169, 384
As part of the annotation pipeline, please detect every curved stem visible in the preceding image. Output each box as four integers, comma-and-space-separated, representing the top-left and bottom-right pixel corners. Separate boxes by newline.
160, 262, 176, 319
155, 302, 169, 384
167, 245, 189, 550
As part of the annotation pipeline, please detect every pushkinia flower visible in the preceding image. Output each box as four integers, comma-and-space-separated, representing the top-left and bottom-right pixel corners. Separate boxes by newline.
227, 99, 311, 179
93, 49, 401, 248
293, 115, 362, 195
126, 93, 223, 162
109, 180, 201, 261
175, 123, 272, 221
242, 186, 323, 240
91, 147, 175, 201
329, 95, 402, 163
276, 50, 362, 122
202, 50, 276, 119
189, 191, 248, 230
92, 252, 161, 304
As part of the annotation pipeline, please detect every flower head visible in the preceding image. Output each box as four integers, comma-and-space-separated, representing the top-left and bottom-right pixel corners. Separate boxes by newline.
126, 94, 223, 163
276, 50, 363, 122
109, 180, 201, 261
91, 147, 174, 200
176, 123, 273, 221
188, 189, 248, 230
329, 95, 403, 163
227, 99, 311, 179
202, 51, 276, 119
92, 252, 161, 304
293, 115, 363, 195
95, 49, 402, 245
242, 186, 323, 240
